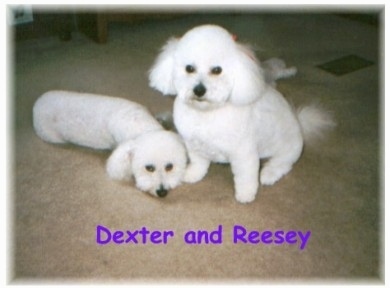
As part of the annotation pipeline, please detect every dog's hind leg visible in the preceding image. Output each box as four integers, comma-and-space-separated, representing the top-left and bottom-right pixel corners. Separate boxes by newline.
33, 112, 67, 144
260, 160, 293, 186
260, 142, 303, 186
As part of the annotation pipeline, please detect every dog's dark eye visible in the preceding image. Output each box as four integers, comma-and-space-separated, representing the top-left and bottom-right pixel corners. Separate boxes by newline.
145, 165, 155, 172
186, 65, 196, 73
211, 66, 222, 75
165, 163, 173, 172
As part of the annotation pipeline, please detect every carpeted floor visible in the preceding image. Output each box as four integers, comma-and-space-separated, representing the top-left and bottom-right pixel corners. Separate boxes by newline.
10, 9, 382, 284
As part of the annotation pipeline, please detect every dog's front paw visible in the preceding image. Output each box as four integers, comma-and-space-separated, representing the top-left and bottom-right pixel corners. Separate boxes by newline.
235, 191, 256, 204
183, 153, 210, 183
183, 164, 208, 183
234, 182, 258, 204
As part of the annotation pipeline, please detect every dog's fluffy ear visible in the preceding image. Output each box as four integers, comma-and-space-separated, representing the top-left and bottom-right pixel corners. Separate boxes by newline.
230, 44, 266, 105
149, 37, 179, 95
106, 140, 136, 182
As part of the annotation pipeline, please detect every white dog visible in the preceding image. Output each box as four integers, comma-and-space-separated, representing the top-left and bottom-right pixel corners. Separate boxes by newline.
33, 90, 187, 197
149, 24, 335, 203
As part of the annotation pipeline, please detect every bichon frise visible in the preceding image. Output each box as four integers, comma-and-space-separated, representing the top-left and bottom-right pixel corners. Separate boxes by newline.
149, 24, 335, 203
33, 90, 187, 198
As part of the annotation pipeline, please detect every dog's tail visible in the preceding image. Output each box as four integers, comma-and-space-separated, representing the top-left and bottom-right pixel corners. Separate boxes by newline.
296, 104, 336, 144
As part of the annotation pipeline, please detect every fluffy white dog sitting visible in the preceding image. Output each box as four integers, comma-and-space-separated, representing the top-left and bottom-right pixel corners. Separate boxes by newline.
33, 90, 187, 198
149, 24, 335, 203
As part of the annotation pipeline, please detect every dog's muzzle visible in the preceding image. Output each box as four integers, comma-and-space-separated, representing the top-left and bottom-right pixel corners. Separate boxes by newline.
193, 83, 206, 98
156, 185, 168, 198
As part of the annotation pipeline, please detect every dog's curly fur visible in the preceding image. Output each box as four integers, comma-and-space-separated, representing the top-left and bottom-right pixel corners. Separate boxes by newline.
33, 91, 187, 198
149, 24, 335, 203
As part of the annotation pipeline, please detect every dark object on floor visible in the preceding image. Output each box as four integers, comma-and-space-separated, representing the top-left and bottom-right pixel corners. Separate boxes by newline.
317, 54, 374, 76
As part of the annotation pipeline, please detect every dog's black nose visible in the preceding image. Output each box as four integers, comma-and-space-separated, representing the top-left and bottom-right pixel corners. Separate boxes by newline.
193, 83, 206, 97
156, 185, 168, 198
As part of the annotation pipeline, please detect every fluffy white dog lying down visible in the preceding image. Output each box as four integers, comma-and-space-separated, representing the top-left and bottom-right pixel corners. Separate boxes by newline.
149, 24, 335, 203
33, 91, 187, 198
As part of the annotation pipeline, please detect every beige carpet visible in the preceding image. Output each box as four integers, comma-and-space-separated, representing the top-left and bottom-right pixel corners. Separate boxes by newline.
11, 10, 382, 284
